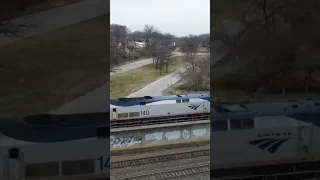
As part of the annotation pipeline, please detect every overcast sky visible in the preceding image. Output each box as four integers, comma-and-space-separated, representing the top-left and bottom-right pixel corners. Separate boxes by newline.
110, 0, 210, 37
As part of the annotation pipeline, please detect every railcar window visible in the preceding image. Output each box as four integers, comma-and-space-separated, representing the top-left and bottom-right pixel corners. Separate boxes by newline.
242, 119, 254, 129
230, 120, 242, 129
292, 104, 299, 108
25, 162, 59, 178
61, 159, 95, 175
140, 102, 146, 105
129, 112, 140, 117
230, 119, 254, 130
211, 120, 228, 131
111, 114, 210, 128
182, 99, 189, 103
112, 108, 116, 112
176, 100, 181, 103
118, 113, 128, 118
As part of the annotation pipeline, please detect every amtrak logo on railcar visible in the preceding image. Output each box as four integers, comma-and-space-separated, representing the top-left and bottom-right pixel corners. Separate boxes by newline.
188, 104, 200, 110
249, 132, 292, 154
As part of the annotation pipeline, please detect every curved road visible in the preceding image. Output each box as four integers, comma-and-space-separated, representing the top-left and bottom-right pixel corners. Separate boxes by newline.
110, 52, 183, 76
110, 58, 153, 76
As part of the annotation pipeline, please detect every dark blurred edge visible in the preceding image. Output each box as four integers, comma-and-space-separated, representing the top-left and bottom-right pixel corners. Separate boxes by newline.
106, 3, 110, 178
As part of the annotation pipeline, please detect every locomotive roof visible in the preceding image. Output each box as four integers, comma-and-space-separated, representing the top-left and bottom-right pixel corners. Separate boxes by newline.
212, 101, 320, 113
211, 100, 320, 125
110, 93, 210, 106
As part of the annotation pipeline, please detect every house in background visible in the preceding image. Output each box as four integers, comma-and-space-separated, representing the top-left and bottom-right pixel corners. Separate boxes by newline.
128, 40, 146, 49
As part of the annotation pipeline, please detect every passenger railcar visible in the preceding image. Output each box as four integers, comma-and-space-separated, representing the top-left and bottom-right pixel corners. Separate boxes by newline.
0, 113, 109, 180
211, 100, 320, 179
110, 93, 210, 128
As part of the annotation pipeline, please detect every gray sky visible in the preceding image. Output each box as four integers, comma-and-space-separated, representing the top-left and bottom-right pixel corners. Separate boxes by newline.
110, 0, 210, 37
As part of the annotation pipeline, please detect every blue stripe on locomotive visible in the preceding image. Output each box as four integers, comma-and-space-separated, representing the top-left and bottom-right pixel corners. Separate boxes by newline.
110, 93, 210, 107
0, 113, 109, 143
211, 102, 320, 127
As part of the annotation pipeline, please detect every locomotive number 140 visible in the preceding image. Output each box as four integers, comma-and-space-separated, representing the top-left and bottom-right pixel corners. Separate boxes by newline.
140, 110, 149, 116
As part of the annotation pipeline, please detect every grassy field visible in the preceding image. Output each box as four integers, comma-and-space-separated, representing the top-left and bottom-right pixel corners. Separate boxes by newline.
110, 56, 184, 99
0, 15, 108, 117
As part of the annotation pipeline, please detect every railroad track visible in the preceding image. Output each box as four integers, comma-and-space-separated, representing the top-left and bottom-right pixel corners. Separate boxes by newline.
111, 149, 210, 169
114, 163, 210, 180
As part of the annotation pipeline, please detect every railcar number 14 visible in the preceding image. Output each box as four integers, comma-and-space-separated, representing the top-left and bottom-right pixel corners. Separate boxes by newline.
141, 110, 149, 116
98, 156, 110, 171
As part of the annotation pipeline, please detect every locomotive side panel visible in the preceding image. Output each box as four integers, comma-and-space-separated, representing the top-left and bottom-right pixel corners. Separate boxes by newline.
6, 139, 110, 179
22, 139, 107, 162
311, 125, 320, 158
0, 147, 4, 180
211, 127, 303, 168
114, 100, 208, 120
145, 102, 207, 116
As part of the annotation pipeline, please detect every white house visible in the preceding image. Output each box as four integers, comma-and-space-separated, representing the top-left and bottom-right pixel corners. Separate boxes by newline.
128, 41, 146, 49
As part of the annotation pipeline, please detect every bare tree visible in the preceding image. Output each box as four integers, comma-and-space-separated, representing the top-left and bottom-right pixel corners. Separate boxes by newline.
160, 33, 175, 73
156, 46, 175, 75
214, 0, 320, 94
161, 33, 175, 47
155, 48, 166, 75
177, 35, 210, 91
164, 46, 176, 72
127, 32, 137, 61
148, 32, 176, 75
143, 24, 157, 50
110, 29, 117, 72
128, 31, 143, 41
180, 55, 210, 91
181, 35, 200, 71
148, 31, 162, 66
198, 33, 210, 49
110, 24, 129, 65
148, 43, 158, 65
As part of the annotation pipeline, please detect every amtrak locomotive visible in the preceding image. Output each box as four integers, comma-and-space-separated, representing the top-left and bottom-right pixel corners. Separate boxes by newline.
211, 100, 320, 179
110, 93, 210, 128
0, 113, 109, 180
4, 92, 320, 180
